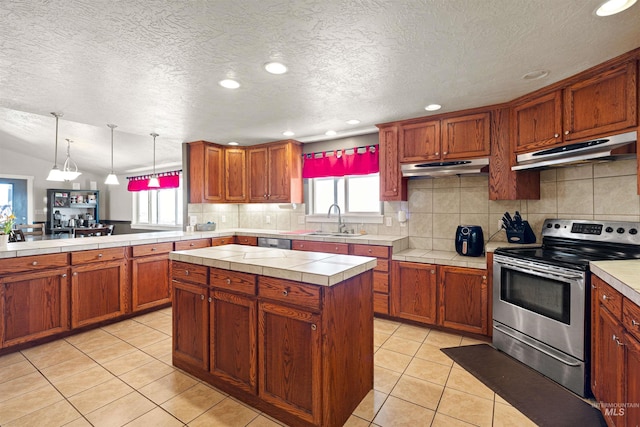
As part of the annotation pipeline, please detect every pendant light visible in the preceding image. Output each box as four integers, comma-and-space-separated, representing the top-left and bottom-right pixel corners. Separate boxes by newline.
46, 112, 65, 181
148, 132, 160, 188
105, 124, 119, 185
61, 138, 81, 181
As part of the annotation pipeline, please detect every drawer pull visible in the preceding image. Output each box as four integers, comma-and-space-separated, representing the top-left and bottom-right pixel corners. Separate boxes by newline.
73, 272, 78, 276
151, 247, 157, 251
226, 278, 231, 285
282, 290, 288, 296
632, 320, 640, 327
602, 294, 610, 301
200, 294, 205, 300
190, 243, 195, 247
368, 249, 372, 253
98, 253, 103, 258
62, 273, 67, 278
185, 270, 189, 276
431, 270, 435, 274
32, 261, 38, 266
613, 334, 624, 346
311, 324, 317, 331
482, 275, 487, 280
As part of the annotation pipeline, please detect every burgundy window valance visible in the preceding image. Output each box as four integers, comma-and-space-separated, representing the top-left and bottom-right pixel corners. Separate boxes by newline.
127, 170, 182, 192
302, 145, 379, 179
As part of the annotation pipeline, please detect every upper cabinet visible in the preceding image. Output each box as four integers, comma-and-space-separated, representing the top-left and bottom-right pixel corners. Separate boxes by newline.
513, 60, 638, 154
247, 140, 302, 203
378, 125, 407, 201
398, 112, 490, 163
188, 139, 302, 204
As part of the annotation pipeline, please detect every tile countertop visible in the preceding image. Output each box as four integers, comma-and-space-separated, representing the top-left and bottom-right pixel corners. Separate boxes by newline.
170, 244, 377, 287
591, 260, 640, 307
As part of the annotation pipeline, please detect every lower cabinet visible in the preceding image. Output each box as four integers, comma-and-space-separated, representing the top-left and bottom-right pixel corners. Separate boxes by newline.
591, 274, 640, 426
391, 261, 488, 335
172, 279, 209, 370
0, 267, 70, 347
391, 261, 437, 324
130, 243, 173, 312
258, 300, 322, 425
70, 248, 127, 328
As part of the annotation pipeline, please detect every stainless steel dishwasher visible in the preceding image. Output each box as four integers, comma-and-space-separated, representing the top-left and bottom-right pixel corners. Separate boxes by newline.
257, 237, 292, 249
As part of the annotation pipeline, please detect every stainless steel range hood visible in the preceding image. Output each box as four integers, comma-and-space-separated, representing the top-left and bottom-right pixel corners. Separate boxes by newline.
401, 158, 489, 178
512, 131, 637, 171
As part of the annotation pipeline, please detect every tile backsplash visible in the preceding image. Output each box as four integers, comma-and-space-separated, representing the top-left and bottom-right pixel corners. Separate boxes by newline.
188, 159, 640, 252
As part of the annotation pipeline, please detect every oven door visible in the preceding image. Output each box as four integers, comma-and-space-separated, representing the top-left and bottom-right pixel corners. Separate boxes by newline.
493, 254, 586, 359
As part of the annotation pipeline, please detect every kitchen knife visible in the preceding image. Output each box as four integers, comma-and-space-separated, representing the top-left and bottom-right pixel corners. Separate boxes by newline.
514, 211, 522, 226
503, 212, 513, 228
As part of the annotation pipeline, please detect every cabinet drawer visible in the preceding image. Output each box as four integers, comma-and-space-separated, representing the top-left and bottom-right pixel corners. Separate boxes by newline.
210, 268, 256, 296
174, 238, 211, 251
0, 253, 68, 275
236, 236, 258, 246
374, 292, 389, 315
71, 247, 125, 265
375, 259, 389, 273
373, 272, 389, 293
258, 277, 321, 311
350, 244, 390, 259
211, 237, 235, 246
171, 261, 208, 285
292, 240, 349, 254
132, 242, 174, 257
623, 298, 640, 342
597, 280, 623, 319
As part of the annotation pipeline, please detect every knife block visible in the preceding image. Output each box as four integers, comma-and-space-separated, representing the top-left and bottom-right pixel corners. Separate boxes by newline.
506, 221, 537, 244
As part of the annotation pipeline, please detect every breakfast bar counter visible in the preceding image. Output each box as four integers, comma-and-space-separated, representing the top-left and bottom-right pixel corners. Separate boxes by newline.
169, 245, 376, 427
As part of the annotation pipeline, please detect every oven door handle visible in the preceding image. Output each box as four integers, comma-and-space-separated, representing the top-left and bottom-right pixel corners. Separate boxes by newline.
494, 324, 581, 367
494, 258, 584, 281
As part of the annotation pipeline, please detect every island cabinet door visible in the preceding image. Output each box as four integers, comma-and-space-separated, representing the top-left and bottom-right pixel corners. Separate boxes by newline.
258, 301, 322, 426
131, 254, 171, 312
172, 280, 209, 371
70, 260, 126, 329
209, 290, 257, 394
0, 267, 70, 347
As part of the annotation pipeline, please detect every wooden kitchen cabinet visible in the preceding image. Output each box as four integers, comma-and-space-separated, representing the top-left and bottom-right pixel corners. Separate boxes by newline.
512, 90, 563, 153
130, 243, 173, 312
225, 148, 247, 202
174, 238, 211, 251
391, 261, 437, 324
351, 244, 391, 315
172, 262, 209, 371
378, 125, 407, 201
564, 61, 637, 142
438, 266, 488, 335
292, 240, 349, 254
247, 140, 302, 203
0, 267, 69, 347
399, 120, 441, 162
211, 236, 236, 246
188, 141, 224, 203
441, 112, 491, 160
70, 258, 127, 328
236, 236, 258, 246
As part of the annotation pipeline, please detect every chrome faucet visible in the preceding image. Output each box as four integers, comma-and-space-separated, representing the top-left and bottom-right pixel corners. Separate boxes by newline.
327, 203, 346, 234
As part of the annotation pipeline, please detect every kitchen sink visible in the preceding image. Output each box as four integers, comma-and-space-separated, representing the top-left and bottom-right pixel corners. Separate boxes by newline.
307, 232, 359, 238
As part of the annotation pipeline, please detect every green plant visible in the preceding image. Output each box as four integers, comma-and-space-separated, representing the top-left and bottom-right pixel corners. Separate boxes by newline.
1, 212, 15, 235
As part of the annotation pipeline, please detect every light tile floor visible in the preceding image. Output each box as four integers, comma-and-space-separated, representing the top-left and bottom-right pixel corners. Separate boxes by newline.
0, 309, 536, 426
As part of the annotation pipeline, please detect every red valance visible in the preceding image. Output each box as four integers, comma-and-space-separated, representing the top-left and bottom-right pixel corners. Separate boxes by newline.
302, 145, 379, 179
127, 170, 181, 192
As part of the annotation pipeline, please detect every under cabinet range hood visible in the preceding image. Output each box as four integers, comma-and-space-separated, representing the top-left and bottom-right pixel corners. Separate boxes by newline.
401, 158, 489, 178
512, 131, 637, 171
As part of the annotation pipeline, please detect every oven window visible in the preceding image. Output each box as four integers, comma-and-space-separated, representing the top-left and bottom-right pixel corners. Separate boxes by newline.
500, 268, 571, 324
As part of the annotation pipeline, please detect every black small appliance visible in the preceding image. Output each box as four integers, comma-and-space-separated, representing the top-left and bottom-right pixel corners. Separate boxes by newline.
455, 225, 484, 257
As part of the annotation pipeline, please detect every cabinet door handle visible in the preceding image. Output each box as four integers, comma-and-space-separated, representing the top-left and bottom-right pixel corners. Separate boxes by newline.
208, 297, 212, 303
564, 130, 570, 135
613, 335, 624, 346
591, 284, 597, 289
226, 278, 231, 285
73, 272, 78, 276
185, 270, 189, 276
282, 290, 288, 296
200, 294, 205, 300
554, 133, 559, 138
632, 320, 640, 327
32, 261, 38, 266
311, 324, 317, 331
335, 246, 339, 251
482, 275, 487, 280
443, 151, 448, 155
602, 294, 609, 301
62, 273, 67, 278
430, 270, 435, 274
435, 152, 439, 156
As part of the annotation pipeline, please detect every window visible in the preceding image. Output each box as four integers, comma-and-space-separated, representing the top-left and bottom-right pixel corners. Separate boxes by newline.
308, 173, 381, 215
133, 177, 183, 226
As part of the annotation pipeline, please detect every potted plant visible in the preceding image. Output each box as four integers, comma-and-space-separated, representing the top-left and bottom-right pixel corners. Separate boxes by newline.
0, 211, 15, 246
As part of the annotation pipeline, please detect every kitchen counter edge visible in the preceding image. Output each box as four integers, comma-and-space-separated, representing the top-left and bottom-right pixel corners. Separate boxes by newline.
590, 260, 640, 306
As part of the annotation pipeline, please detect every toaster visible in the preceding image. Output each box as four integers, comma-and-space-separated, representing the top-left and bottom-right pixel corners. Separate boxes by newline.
455, 225, 484, 257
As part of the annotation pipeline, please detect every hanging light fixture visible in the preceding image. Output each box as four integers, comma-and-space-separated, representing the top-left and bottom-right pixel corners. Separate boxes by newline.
46, 112, 65, 181
148, 132, 160, 188
105, 124, 119, 185
61, 138, 81, 181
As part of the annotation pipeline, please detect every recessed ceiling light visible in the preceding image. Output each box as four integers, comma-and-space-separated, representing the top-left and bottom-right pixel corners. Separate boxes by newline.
522, 70, 550, 80
325, 130, 337, 136
219, 79, 240, 89
282, 130, 295, 137
264, 62, 288, 74
346, 119, 360, 125
228, 141, 239, 146
424, 104, 442, 111
595, 0, 637, 16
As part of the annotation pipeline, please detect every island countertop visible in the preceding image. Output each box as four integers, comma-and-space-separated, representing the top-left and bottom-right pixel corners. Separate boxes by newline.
170, 244, 377, 287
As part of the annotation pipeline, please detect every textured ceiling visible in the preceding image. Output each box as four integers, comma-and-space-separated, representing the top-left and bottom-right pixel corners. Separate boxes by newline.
0, 0, 639, 175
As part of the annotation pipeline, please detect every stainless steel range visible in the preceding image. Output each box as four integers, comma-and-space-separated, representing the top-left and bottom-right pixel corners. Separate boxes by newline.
493, 219, 640, 397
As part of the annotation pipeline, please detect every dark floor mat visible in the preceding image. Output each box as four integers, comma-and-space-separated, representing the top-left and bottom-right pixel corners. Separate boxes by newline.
441, 344, 606, 427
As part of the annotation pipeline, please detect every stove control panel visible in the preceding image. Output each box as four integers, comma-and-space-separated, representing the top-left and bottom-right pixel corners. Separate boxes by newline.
542, 219, 640, 245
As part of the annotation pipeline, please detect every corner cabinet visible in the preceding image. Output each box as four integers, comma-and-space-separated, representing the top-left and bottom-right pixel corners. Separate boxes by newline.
247, 140, 302, 203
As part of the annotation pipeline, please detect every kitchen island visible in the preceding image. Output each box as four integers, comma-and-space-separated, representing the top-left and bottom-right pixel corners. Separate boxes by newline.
169, 244, 377, 427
